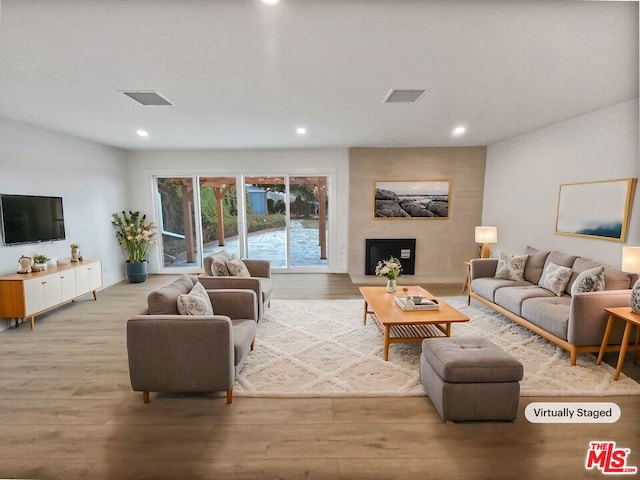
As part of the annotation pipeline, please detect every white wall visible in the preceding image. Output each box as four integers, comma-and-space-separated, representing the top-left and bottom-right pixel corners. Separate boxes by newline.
483, 99, 640, 267
0, 116, 129, 292
125, 148, 350, 273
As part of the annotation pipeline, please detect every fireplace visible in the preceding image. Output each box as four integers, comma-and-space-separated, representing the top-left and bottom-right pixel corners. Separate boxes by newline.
365, 238, 416, 275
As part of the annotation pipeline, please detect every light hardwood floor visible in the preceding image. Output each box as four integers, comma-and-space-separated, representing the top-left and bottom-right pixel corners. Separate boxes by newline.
0, 273, 638, 479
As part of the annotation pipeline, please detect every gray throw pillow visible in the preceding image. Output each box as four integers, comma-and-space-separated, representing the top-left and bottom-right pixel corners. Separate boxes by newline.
177, 282, 214, 315
227, 258, 251, 277
212, 256, 230, 276
539, 262, 573, 296
570, 266, 605, 295
494, 252, 528, 281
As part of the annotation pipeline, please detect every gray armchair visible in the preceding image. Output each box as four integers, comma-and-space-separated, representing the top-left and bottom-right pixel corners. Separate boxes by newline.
200, 252, 273, 321
126, 276, 258, 404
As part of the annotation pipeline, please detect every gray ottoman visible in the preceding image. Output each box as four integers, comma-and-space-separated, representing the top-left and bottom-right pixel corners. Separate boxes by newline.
420, 337, 523, 422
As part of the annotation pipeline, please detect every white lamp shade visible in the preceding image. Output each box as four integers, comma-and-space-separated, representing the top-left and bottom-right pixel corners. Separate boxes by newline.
475, 226, 498, 244
622, 246, 640, 273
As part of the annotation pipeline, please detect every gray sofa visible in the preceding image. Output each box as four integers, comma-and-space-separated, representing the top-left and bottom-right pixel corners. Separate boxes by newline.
469, 247, 637, 365
200, 251, 273, 321
126, 275, 258, 404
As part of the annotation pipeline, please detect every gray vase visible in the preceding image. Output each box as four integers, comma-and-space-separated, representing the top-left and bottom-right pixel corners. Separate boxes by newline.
125, 261, 148, 283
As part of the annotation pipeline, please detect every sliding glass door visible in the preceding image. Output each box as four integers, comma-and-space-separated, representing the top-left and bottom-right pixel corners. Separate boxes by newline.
155, 174, 330, 271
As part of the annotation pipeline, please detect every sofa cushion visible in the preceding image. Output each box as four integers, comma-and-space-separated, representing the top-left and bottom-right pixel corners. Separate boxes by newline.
177, 282, 214, 316
495, 285, 556, 316
227, 258, 251, 277
211, 256, 231, 276
544, 251, 578, 269
521, 297, 570, 341
524, 246, 550, 284
539, 262, 573, 296
147, 275, 196, 315
603, 266, 634, 291
565, 257, 601, 294
471, 277, 532, 302
494, 252, 528, 281
570, 266, 605, 295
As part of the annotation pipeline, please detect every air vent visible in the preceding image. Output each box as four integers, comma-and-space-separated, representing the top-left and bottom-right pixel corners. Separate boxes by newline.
122, 91, 174, 106
383, 89, 426, 103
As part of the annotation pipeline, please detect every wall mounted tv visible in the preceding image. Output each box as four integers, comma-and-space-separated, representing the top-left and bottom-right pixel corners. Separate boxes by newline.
1, 194, 66, 246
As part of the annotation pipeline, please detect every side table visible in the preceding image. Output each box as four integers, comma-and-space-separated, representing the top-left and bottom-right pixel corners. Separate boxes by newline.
463, 261, 471, 305
596, 307, 640, 381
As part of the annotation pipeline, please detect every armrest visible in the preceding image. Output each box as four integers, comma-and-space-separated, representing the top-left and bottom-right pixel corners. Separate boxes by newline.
242, 259, 271, 278
206, 289, 258, 321
568, 290, 633, 346
470, 258, 498, 280
126, 315, 235, 391
198, 275, 262, 296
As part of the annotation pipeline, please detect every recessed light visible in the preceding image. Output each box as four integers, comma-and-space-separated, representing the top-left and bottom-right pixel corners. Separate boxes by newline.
452, 125, 466, 136
262, 0, 280, 5
137, 130, 149, 137
296, 127, 307, 135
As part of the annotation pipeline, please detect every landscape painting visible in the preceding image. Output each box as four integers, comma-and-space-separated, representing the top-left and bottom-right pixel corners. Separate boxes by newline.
555, 178, 637, 242
374, 180, 451, 219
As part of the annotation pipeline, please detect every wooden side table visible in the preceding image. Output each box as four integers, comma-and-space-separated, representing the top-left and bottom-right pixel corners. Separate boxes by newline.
596, 307, 640, 381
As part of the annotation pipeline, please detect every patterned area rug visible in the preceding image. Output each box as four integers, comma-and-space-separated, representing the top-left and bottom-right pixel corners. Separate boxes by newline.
234, 297, 640, 398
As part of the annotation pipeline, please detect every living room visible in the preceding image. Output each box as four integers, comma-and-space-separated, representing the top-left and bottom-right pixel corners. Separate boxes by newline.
0, 1, 639, 478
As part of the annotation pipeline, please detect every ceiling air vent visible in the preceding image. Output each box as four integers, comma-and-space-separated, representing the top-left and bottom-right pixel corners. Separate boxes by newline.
383, 89, 426, 103
121, 91, 174, 106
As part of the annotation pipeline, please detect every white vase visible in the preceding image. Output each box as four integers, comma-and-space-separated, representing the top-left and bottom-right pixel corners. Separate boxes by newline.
386, 278, 397, 293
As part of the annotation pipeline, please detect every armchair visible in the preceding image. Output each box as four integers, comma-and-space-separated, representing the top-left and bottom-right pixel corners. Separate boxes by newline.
126, 276, 258, 404
200, 252, 273, 321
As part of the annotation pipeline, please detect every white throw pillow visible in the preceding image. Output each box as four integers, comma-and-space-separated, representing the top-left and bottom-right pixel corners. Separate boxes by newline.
539, 262, 573, 296
570, 266, 605, 295
494, 252, 528, 281
177, 282, 214, 315
226, 258, 251, 277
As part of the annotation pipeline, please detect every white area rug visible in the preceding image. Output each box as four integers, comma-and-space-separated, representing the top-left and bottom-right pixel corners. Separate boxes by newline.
234, 297, 640, 398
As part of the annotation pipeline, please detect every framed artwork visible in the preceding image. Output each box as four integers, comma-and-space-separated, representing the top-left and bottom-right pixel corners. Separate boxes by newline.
374, 180, 451, 218
555, 178, 637, 242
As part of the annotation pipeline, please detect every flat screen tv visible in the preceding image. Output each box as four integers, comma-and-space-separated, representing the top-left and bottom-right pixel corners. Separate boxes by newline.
1, 194, 66, 246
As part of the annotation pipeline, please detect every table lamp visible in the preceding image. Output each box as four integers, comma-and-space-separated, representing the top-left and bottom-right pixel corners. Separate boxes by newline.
621, 246, 640, 313
475, 226, 498, 258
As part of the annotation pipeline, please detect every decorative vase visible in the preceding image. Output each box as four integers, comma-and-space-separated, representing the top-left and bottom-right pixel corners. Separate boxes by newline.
631, 280, 640, 314
125, 261, 148, 283
71, 249, 79, 262
386, 278, 397, 293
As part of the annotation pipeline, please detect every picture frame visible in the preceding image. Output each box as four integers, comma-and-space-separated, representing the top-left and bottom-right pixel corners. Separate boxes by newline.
555, 178, 637, 242
374, 180, 451, 219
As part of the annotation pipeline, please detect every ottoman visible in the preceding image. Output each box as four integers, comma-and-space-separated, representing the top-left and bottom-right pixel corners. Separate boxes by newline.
420, 337, 523, 422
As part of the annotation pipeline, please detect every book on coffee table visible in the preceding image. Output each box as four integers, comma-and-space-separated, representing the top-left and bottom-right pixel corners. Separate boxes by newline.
394, 296, 440, 311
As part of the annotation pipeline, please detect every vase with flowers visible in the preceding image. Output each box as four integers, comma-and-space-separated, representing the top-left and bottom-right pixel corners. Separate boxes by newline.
70, 243, 80, 262
375, 256, 403, 293
111, 211, 157, 283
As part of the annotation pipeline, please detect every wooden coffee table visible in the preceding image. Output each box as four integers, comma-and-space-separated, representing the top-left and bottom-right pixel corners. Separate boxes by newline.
359, 286, 469, 360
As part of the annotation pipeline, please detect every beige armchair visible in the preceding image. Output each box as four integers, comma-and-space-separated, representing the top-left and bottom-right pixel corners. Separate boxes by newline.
126, 276, 258, 404
200, 252, 273, 321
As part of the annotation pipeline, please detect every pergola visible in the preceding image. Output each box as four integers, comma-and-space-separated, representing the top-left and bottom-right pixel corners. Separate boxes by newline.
171, 176, 327, 264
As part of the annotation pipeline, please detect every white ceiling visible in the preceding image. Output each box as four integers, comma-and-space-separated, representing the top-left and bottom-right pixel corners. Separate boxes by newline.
0, 0, 637, 150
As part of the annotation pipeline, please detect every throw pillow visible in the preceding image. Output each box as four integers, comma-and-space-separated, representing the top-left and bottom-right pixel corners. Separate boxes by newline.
177, 282, 214, 315
539, 262, 573, 296
570, 266, 605, 295
212, 256, 230, 276
494, 252, 528, 281
226, 258, 251, 277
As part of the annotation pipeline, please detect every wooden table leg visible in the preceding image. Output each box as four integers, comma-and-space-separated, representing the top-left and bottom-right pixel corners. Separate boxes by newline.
614, 322, 633, 381
383, 326, 390, 361
363, 300, 368, 325
596, 314, 615, 365
634, 325, 640, 364
30, 316, 35, 330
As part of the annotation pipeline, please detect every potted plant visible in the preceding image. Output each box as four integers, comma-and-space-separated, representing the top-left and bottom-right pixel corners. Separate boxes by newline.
111, 211, 157, 283
32, 253, 50, 271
